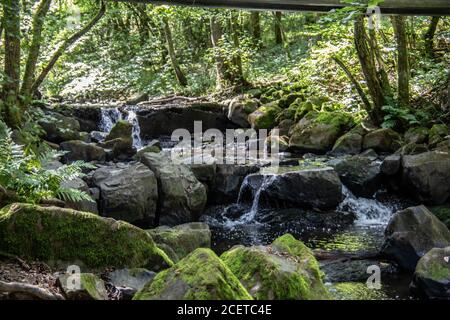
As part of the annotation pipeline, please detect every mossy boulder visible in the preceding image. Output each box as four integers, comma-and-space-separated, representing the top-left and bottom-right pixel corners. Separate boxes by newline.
404, 127, 429, 144
39, 111, 81, 143
57, 273, 108, 300
362, 128, 402, 153
102, 120, 134, 160
289, 111, 354, 154
147, 223, 211, 263
331, 132, 363, 155
381, 205, 450, 271
133, 248, 252, 300
105, 120, 132, 141
411, 246, 450, 299
279, 93, 303, 109
60, 140, 106, 163
221, 234, 329, 300
0, 203, 172, 269
248, 103, 282, 130
429, 205, 450, 229
429, 124, 450, 146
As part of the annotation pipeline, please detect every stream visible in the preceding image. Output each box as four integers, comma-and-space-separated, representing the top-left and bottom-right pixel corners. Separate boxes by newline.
99, 106, 417, 300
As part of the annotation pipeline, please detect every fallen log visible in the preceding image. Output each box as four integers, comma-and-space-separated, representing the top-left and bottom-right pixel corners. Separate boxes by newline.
0, 281, 65, 300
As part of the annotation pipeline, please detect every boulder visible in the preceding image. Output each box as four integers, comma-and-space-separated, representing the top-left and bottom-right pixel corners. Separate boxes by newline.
209, 164, 259, 204
404, 127, 429, 144
91, 163, 158, 227
109, 268, 156, 300
410, 246, 450, 299
429, 124, 450, 146
0, 203, 172, 269
289, 112, 354, 154
60, 140, 106, 163
381, 205, 450, 271
277, 119, 295, 136
239, 167, 342, 210
147, 222, 211, 262
429, 205, 450, 229
90, 131, 107, 143
362, 128, 402, 153
395, 142, 428, 156
329, 156, 381, 198
39, 111, 81, 143
331, 132, 363, 155
133, 248, 252, 300
139, 152, 207, 226
248, 103, 282, 130
401, 151, 450, 204
101, 120, 135, 160
227, 98, 258, 128
221, 234, 328, 300
57, 273, 108, 300
380, 154, 401, 176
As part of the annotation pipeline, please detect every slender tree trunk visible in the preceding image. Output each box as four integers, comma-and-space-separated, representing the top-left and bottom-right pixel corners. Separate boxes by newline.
392, 16, 410, 107
162, 17, 187, 87
21, 0, 52, 100
31, 0, 106, 93
250, 12, 261, 45
229, 13, 246, 86
354, 16, 385, 125
210, 15, 228, 89
274, 11, 283, 45
424, 16, 440, 59
2, 0, 22, 127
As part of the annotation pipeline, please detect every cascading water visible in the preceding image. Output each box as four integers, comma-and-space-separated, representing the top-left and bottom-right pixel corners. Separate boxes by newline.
99, 106, 143, 149
123, 106, 143, 149
99, 107, 122, 132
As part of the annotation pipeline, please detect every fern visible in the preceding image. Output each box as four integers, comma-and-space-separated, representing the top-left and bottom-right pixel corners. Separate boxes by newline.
0, 120, 94, 205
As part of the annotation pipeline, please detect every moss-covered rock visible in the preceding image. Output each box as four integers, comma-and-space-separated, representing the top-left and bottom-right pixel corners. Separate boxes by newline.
0, 203, 172, 269
404, 127, 429, 144
133, 248, 252, 300
411, 246, 450, 299
429, 205, 450, 229
102, 120, 134, 160
429, 124, 450, 146
60, 140, 106, 163
331, 132, 363, 155
39, 111, 81, 144
57, 273, 108, 300
147, 223, 211, 263
247, 103, 282, 130
221, 234, 328, 300
362, 128, 402, 153
105, 120, 132, 141
279, 93, 303, 109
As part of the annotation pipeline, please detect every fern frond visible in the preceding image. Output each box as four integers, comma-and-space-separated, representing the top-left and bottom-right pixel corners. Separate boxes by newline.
56, 188, 95, 203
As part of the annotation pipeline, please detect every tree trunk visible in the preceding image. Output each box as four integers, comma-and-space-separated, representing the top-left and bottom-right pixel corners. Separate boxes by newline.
424, 16, 440, 59
392, 15, 410, 108
162, 17, 188, 87
250, 11, 261, 45
210, 15, 230, 89
2, 0, 22, 127
354, 16, 385, 126
21, 0, 52, 100
229, 13, 246, 86
31, 0, 106, 93
274, 11, 283, 45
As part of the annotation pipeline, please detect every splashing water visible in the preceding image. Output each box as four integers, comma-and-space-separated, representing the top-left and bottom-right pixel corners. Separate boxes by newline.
338, 186, 398, 226
99, 107, 122, 132
123, 106, 143, 149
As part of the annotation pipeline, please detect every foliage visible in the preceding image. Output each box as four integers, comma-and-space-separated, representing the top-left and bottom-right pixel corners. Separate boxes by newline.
0, 121, 95, 204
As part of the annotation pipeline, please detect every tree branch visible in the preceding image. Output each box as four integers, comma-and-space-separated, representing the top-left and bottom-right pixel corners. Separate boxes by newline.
0, 281, 65, 300
31, 0, 106, 93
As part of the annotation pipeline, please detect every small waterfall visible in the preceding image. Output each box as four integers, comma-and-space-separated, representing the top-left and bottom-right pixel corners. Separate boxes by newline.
99, 107, 122, 132
123, 106, 143, 149
338, 186, 396, 226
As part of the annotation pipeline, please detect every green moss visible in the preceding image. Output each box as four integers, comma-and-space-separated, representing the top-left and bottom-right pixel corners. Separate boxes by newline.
248, 104, 282, 130
80, 274, 106, 300
106, 120, 132, 141
220, 234, 329, 300
133, 248, 252, 300
314, 111, 355, 131
0, 203, 172, 269
330, 282, 388, 300
429, 124, 450, 145
429, 205, 450, 229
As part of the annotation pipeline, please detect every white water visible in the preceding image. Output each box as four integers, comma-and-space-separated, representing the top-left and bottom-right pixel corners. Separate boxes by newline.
99, 106, 143, 149
338, 186, 396, 226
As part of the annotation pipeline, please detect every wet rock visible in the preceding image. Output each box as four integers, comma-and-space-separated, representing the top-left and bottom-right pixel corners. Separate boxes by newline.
57, 273, 108, 300
90, 131, 107, 143
322, 260, 398, 283
39, 111, 81, 143
331, 132, 363, 155
188, 163, 217, 191
139, 152, 207, 226
135, 140, 161, 158
380, 155, 401, 176
240, 167, 342, 210
221, 234, 329, 300
329, 156, 381, 198
381, 205, 450, 271
147, 222, 211, 263
362, 128, 402, 153
401, 151, 450, 205
210, 164, 259, 204
410, 246, 450, 299
248, 103, 282, 130
0, 203, 171, 269
91, 163, 158, 227
60, 140, 106, 163
109, 268, 156, 300
133, 248, 251, 300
